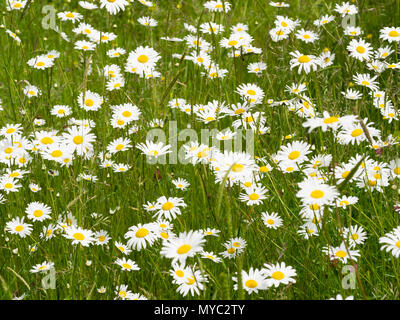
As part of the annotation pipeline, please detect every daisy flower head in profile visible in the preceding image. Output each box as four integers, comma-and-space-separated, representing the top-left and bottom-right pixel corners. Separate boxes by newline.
114, 258, 140, 272
275, 140, 312, 164
379, 226, 400, 258
160, 230, 206, 264
63, 225, 95, 247
176, 268, 209, 297
124, 223, 158, 251
334, 1, 358, 17
247, 62, 267, 75
57, 11, 83, 23
138, 16, 158, 27
238, 184, 268, 206
30, 261, 54, 273
262, 262, 297, 288
5, 29, 21, 42
296, 178, 339, 207
25, 201, 52, 222
74, 40, 96, 51
347, 38, 373, 62
51, 105, 72, 118
295, 29, 319, 43
172, 178, 190, 191
6, 0, 27, 11
27, 55, 54, 70
313, 15, 335, 27
23, 85, 41, 98
233, 268, 268, 294
200, 22, 225, 35
298, 222, 319, 239
269, 1, 290, 7
107, 48, 126, 58
342, 225, 367, 248
261, 212, 283, 229
353, 73, 379, 91
126, 46, 161, 75
100, 0, 129, 15
6, 217, 32, 238
236, 83, 265, 105
380, 27, 400, 43
344, 26, 362, 37
204, 1, 231, 13
136, 140, 172, 158
79, 1, 98, 10
322, 242, 361, 263
153, 196, 187, 220
289, 51, 318, 74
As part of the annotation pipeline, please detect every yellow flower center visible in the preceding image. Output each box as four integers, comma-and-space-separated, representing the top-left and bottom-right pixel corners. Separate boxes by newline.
177, 244, 191, 254
162, 202, 174, 211
232, 163, 244, 172
160, 232, 169, 239
33, 210, 43, 217
122, 263, 131, 269
245, 280, 258, 288
85, 99, 94, 107
249, 193, 260, 201
138, 55, 149, 63
323, 116, 339, 124
335, 250, 347, 258
350, 234, 359, 240
288, 150, 300, 160
41, 137, 54, 145
356, 46, 365, 54
73, 136, 84, 145
15, 225, 23, 232
51, 150, 63, 158
135, 228, 149, 238
298, 55, 311, 63
389, 30, 399, 37
351, 129, 363, 137
368, 180, 377, 186
310, 190, 324, 199
309, 203, 320, 210
272, 271, 285, 280
73, 233, 85, 241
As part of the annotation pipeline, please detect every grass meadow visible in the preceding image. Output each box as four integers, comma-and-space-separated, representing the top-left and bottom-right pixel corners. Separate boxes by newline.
1, 0, 400, 300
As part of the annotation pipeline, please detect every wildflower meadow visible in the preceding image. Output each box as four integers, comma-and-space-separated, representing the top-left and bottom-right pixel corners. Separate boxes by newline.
1, 0, 400, 301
